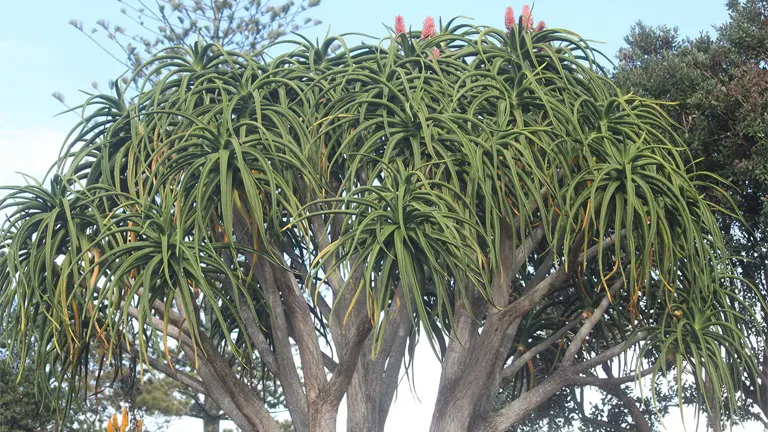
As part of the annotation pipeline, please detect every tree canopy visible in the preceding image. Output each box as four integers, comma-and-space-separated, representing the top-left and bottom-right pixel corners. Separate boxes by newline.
0, 5, 763, 432
20, 2, 320, 430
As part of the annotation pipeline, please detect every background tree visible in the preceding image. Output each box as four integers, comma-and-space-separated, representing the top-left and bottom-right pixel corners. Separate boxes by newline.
0, 5, 762, 432
0, 352, 57, 432
66, 0, 322, 90
613, 0, 768, 427
1, 331, 182, 432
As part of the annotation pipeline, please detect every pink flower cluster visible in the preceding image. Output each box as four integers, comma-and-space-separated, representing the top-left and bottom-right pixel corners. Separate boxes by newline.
504, 5, 546, 33
421, 16, 436, 40
395, 15, 406, 34
393, 15, 437, 39
521, 5, 533, 30
504, 7, 515, 30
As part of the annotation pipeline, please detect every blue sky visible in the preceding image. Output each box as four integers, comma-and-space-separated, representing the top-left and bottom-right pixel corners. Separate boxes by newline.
0, 1, 744, 431
0, 0, 728, 133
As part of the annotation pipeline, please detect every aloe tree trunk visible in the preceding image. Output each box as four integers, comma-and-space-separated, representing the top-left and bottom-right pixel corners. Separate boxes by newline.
345, 313, 412, 432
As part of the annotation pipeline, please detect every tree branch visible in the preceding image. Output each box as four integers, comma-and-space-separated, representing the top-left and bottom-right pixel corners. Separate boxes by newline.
570, 366, 655, 387
271, 256, 328, 400
124, 343, 207, 395
125, 305, 191, 348
526, 249, 554, 291
221, 214, 282, 377
501, 317, 583, 382
576, 377, 653, 432
574, 331, 649, 373
479, 369, 574, 432
322, 351, 338, 373
499, 231, 621, 325
233, 209, 310, 430
561, 276, 625, 366
187, 333, 282, 432
581, 417, 634, 432
235, 291, 280, 376
480, 330, 650, 432
379, 313, 413, 419
253, 258, 310, 430
320, 313, 373, 411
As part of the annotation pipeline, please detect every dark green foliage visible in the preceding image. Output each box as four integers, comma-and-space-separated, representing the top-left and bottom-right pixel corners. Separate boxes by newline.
134, 377, 188, 417
613, 0, 768, 426
0, 357, 56, 432
615, 8, 768, 235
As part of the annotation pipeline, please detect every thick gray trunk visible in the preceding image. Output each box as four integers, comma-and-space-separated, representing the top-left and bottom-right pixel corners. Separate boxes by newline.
344, 286, 412, 432
430, 222, 521, 432
308, 402, 337, 432
346, 354, 383, 432
429, 309, 517, 432
197, 361, 278, 432
430, 225, 601, 432
183, 335, 282, 432
345, 342, 404, 432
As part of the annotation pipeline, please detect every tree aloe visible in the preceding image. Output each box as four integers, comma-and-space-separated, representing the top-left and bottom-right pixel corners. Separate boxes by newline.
0, 5, 762, 432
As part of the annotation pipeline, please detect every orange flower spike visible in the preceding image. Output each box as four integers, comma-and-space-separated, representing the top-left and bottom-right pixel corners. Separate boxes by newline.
107, 418, 114, 432
137, 420, 143, 432
120, 408, 129, 432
